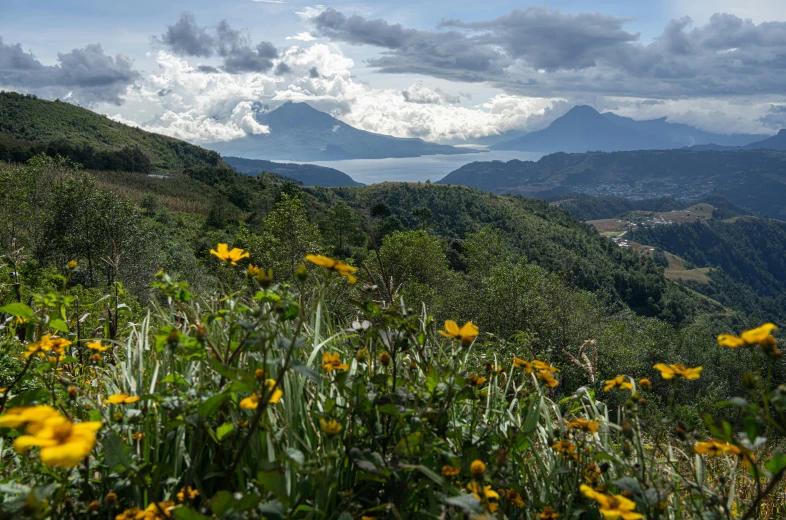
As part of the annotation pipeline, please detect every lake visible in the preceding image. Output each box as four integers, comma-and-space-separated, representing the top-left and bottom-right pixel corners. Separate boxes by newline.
289, 150, 546, 185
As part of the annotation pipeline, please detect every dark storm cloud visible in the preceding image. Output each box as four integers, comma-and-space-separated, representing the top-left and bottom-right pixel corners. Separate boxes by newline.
439, 7, 639, 71
159, 12, 215, 57
0, 37, 139, 105
312, 8, 786, 99
158, 13, 279, 73
759, 104, 786, 129
312, 8, 507, 82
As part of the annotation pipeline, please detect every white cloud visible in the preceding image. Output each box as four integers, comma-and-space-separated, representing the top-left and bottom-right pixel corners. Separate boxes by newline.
668, 0, 786, 24
253, 0, 285, 3
296, 5, 326, 21
286, 32, 317, 42
112, 42, 780, 147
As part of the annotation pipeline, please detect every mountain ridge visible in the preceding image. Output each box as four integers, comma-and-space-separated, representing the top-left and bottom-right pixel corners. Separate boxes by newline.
491, 105, 768, 153
208, 101, 478, 161
0, 91, 225, 171
224, 155, 362, 187
437, 149, 786, 219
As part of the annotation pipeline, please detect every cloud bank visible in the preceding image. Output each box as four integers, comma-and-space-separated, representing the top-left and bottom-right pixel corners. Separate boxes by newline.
0, 37, 138, 105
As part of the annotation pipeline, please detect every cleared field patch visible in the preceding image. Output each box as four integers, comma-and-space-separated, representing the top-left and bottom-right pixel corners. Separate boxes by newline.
658, 204, 715, 224
665, 267, 711, 284
587, 219, 628, 233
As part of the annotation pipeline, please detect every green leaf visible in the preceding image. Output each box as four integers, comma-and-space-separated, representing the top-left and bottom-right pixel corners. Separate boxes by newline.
289, 359, 320, 381
199, 393, 230, 418
103, 433, 131, 472
211, 491, 243, 517
285, 448, 305, 466
766, 451, 786, 476
48, 318, 69, 333
173, 507, 212, 520
257, 470, 290, 506
161, 374, 187, 385
523, 396, 542, 433
0, 303, 34, 319
444, 494, 483, 514
216, 422, 234, 441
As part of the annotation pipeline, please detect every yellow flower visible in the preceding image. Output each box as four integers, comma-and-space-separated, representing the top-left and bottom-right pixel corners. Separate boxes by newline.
441, 464, 460, 477
87, 341, 110, 352
537, 507, 561, 520
694, 439, 731, 456
638, 378, 652, 390
177, 486, 199, 502
320, 418, 343, 435
0, 406, 60, 429
247, 264, 262, 277
322, 352, 349, 372
719, 323, 778, 347
67, 259, 78, 270
469, 375, 488, 387
584, 463, 602, 485
603, 376, 633, 392
537, 369, 559, 388
566, 418, 600, 433
265, 379, 284, 403
210, 243, 250, 265
48, 337, 72, 354
132, 432, 145, 441
653, 363, 702, 380
514, 358, 556, 374
551, 440, 577, 456
501, 488, 525, 507
694, 439, 755, 466
717, 334, 746, 348
466, 482, 500, 511
254, 368, 266, 380
116, 507, 143, 520
131, 501, 175, 519
513, 357, 533, 371
470, 459, 486, 475
13, 414, 102, 468
304, 254, 358, 283
580, 484, 644, 520
439, 320, 479, 344
486, 362, 503, 374
106, 393, 141, 404
240, 380, 282, 409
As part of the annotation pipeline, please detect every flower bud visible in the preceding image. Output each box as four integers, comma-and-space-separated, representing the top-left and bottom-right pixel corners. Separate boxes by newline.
68, 386, 78, 400
296, 263, 308, 282
622, 420, 634, 439
380, 351, 391, 365
67, 259, 78, 270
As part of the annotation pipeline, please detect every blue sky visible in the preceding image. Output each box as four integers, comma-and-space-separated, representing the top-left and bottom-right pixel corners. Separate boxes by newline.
2, 0, 786, 143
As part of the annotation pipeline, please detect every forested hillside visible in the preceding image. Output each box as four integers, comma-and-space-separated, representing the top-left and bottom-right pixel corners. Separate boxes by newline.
0, 92, 225, 171
632, 216, 786, 320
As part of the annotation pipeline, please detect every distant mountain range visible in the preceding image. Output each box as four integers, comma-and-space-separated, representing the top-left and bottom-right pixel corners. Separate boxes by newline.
437, 149, 786, 219
224, 156, 361, 187
689, 130, 786, 152
208, 102, 477, 161
491, 105, 769, 153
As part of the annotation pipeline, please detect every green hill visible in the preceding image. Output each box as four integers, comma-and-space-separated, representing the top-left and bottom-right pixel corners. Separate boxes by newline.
0, 91, 224, 171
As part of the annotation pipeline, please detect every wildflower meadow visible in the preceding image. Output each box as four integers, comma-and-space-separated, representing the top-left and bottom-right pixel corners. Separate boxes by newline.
0, 246, 785, 519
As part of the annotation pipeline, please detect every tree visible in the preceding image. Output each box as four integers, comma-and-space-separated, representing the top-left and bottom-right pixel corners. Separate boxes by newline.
325, 201, 356, 253
238, 194, 323, 279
